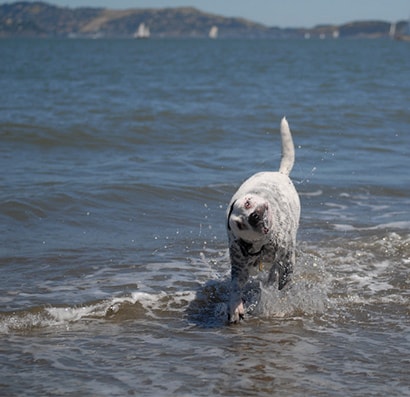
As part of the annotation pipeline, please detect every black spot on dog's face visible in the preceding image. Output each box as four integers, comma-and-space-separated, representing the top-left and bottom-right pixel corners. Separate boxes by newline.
248, 212, 260, 227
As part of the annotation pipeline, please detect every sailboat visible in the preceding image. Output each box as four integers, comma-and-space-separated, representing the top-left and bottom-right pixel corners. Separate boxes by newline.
134, 23, 150, 39
209, 26, 218, 39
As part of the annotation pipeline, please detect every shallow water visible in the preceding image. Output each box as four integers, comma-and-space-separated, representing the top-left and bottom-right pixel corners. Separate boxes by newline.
1, 38, 409, 396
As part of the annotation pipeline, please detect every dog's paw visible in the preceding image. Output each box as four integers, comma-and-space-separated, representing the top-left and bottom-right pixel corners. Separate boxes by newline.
228, 300, 245, 324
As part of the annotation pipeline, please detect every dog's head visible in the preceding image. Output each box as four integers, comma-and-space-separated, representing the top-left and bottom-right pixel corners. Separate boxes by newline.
227, 195, 271, 242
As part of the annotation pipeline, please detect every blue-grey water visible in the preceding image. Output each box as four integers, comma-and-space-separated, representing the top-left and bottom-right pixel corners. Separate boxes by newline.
1, 38, 409, 396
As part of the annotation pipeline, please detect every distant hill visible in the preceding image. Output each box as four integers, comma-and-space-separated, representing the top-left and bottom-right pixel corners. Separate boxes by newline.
0, 1, 273, 38
0, 1, 408, 39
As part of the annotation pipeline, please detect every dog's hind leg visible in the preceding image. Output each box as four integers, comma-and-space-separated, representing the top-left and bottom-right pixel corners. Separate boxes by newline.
267, 250, 294, 290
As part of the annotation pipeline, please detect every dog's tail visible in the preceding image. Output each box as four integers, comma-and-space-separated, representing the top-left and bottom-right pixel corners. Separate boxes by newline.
278, 117, 295, 176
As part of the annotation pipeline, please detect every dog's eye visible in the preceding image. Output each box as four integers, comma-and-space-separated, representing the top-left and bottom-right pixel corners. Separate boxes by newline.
248, 212, 260, 227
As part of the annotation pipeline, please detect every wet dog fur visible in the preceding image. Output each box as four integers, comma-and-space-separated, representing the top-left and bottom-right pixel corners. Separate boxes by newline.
226, 117, 300, 323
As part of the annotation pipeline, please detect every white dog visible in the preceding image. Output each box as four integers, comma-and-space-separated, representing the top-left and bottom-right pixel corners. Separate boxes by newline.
226, 117, 300, 323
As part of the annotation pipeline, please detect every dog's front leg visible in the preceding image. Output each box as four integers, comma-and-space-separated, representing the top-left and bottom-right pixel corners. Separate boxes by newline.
228, 243, 254, 323
229, 263, 248, 323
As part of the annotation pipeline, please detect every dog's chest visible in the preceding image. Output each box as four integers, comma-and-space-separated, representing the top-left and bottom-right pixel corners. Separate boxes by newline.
250, 246, 276, 272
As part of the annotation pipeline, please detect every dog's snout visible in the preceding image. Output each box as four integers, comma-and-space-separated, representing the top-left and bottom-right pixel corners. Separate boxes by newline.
248, 212, 260, 227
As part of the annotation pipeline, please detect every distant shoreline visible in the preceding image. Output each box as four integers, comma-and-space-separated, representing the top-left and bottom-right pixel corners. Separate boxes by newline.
0, 2, 408, 39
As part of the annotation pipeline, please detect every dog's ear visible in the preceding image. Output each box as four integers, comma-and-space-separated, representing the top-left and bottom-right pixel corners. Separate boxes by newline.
227, 200, 236, 230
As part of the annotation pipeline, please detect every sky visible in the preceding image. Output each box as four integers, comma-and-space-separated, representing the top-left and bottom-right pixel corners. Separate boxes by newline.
2, 0, 409, 27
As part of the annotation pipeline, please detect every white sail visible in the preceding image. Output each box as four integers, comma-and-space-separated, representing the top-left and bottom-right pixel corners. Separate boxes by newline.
134, 23, 150, 39
209, 26, 218, 39
389, 22, 396, 38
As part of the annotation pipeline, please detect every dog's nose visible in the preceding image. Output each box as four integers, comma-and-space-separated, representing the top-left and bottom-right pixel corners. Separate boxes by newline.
248, 212, 260, 227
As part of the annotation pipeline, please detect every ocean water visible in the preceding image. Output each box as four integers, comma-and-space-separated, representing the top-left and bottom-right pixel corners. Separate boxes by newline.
0, 38, 409, 396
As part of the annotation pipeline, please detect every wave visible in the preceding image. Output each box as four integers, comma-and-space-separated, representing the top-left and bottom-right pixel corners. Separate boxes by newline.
0, 249, 331, 333
0, 290, 196, 334
0, 121, 157, 152
333, 220, 410, 232
1, 231, 408, 334
0, 277, 329, 334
